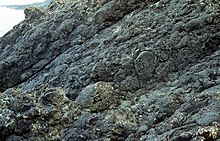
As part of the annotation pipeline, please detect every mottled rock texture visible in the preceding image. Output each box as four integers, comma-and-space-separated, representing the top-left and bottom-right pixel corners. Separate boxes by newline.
0, 0, 220, 140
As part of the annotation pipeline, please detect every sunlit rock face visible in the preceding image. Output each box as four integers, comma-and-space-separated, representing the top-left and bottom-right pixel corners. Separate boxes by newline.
0, 0, 220, 140
0, 0, 51, 37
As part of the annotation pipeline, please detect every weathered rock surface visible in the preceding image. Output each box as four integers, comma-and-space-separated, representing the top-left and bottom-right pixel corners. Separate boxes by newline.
0, 0, 220, 140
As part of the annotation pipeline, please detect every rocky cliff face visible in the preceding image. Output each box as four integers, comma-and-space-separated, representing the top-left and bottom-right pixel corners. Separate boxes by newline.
0, 0, 220, 140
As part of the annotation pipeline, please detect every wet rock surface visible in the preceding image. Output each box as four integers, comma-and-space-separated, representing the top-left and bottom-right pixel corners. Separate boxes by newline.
0, 0, 220, 140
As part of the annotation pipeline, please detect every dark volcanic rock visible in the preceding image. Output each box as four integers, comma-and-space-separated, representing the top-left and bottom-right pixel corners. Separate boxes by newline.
0, 0, 220, 140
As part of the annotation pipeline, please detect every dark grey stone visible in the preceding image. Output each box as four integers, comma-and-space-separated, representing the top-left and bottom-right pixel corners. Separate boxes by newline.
0, 0, 220, 140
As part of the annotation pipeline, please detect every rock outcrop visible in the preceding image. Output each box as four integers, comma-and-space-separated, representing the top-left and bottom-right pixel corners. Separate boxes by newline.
0, 0, 220, 140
